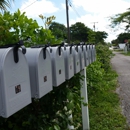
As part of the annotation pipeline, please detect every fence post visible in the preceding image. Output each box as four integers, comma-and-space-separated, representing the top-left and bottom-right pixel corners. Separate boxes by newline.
80, 67, 90, 130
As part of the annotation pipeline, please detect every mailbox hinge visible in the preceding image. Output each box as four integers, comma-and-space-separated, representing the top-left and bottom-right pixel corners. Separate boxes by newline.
0, 40, 26, 63
13, 40, 26, 63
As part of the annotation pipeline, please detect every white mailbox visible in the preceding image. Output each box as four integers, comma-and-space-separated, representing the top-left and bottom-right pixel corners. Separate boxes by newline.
72, 46, 81, 74
0, 47, 31, 118
90, 45, 94, 63
83, 44, 89, 67
93, 45, 96, 61
62, 46, 74, 80
92, 45, 95, 62
87, 45, 91, 65
78, 45, 85, 70
50, 46, 65, 87
25, 47, 53, 98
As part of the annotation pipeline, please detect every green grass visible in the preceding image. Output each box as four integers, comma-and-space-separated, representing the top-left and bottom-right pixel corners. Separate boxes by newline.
113, 49, 124, 52
113, 49, 130, 56
88, 70, 129, 130
121, 51, 130, 56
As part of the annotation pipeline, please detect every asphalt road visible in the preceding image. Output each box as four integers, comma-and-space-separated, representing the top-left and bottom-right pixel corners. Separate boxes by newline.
111, 52, 130, 126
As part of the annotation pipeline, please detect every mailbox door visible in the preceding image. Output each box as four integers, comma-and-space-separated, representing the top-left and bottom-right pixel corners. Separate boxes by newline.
91, 45, 94, 63
0, 49, 5, 117
87, 45, 91, 65
64, 47, 74, 80
93, 45, 96, 61
78, 46, 85, 70
50, 47, 65, 86
83, 45, 89, 67
25, 48, 52, 98
90, 45, 93, 64
0, 48, 31, 118
72, 47, 80, 74
37, 48, 52, 97
67, 54, 74, 79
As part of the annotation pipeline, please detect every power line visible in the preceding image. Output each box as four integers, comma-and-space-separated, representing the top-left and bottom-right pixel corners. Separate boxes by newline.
68, 0, 81, 18
21, 0, 38, 11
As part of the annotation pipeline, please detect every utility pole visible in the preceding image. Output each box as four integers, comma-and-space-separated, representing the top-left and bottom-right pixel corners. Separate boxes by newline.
91, 22, 98, 32
65, 0, 70, 44
91, 22, 98, 44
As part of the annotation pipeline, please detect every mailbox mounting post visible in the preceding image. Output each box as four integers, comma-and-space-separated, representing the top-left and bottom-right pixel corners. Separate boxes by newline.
80, 67, 90, 130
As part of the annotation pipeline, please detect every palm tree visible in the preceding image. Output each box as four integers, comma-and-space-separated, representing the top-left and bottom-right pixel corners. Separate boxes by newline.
0, 0, 14, 11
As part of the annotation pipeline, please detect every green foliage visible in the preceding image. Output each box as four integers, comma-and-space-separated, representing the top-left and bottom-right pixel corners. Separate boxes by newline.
96, 44, 113, 72
95, 31, 108, 44
0, 9, 60, 46
70, 22, 108, 44
88, 29, 96, 43
87, 44, 129, 130
0, 73, 83, 130
110, 8, 130, 31
87, 60, 105, 93
47, 21, 108, 44
112, 32, 130, 44
0, 8, 127, 130
121, 51, 130, 56
0, 9, 83, 130
70, 22, 90, 42
49, 22, 67, 40
0, 10, 38, 44
117, 33, 130, 43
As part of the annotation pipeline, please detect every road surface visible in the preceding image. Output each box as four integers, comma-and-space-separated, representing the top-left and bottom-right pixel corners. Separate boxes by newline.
111, 52, 130, 126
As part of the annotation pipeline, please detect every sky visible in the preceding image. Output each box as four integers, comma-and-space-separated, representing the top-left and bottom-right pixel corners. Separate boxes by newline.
9, 0, 130, 43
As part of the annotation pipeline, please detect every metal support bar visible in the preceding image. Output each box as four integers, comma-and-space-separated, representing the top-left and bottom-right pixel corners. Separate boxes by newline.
80, 68, 90, 130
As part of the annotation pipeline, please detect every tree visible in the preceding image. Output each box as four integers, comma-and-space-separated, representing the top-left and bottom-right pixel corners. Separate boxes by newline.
111, 39, 119, 46
0, 0, 14, 11
70, 22, 90, 42
87, 29, 96, 43
111, 32, 130, 45
95, 31, 108, 43
116, 32, 130, 43
49, 22, 67, 40
0, 9, 59, 45
110, 8, 130, 31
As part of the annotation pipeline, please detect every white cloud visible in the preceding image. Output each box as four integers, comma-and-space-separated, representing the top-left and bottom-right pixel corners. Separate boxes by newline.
20, 0, 59, 18
61, 3, 73, 12
61, 3, 66, 9
18, 0, 130, 42
69, 0, 130, 42
72, 0, 130, 15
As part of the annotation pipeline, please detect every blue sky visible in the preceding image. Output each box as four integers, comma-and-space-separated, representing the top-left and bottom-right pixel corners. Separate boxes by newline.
8, 0, 130, 42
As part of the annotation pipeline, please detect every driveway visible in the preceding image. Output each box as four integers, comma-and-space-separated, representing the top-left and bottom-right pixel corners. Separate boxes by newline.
111, 52, 130, 126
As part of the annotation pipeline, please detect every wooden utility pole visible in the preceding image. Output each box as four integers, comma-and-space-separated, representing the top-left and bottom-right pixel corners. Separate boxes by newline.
91, 22, 98, 32
91, 22, 98, 44
65, 0, 70, 44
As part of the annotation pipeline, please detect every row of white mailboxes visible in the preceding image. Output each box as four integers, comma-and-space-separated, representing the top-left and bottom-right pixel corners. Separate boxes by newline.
0, 44, 96, 118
